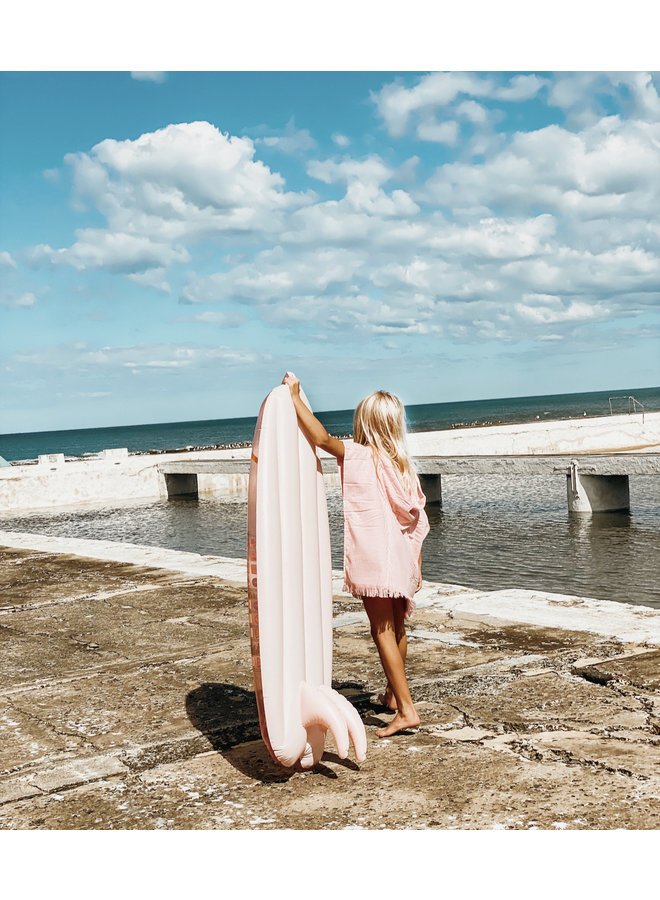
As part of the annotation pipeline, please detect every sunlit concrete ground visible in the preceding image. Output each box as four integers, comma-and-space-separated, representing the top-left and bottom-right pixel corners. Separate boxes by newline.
1, 544, 659, 830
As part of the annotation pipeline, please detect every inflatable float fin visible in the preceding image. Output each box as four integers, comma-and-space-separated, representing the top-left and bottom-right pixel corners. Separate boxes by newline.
319, 684, 368, 763
300, 681, 350, 764
299, 725, 326, 770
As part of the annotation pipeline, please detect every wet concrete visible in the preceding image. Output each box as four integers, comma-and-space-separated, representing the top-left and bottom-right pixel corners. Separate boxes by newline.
1, 545, 659, 829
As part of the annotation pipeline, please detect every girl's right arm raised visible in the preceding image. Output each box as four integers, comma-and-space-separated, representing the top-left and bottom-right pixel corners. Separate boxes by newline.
282, 372, 345, 460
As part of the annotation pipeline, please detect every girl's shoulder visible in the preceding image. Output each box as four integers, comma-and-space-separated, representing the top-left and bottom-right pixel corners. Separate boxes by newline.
343, 439, 374, 460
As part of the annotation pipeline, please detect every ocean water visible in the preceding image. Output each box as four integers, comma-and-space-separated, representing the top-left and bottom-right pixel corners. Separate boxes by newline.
2, 384, 659, 463
2, 476, 659, 609
1, 384, 659, 609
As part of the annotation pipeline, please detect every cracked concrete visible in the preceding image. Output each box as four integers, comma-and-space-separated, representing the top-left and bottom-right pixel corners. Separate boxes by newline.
1, 543, 659, 830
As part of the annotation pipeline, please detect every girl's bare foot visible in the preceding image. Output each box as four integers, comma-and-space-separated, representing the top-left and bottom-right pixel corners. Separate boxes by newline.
377, 687, 397, 711
376, 709, 420, 738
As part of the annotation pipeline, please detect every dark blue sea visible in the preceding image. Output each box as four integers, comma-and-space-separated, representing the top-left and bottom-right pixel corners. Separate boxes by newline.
1, 385, 659, 463
1, 385, 659, 609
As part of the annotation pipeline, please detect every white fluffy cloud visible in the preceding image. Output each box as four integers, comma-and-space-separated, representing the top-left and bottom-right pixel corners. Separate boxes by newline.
13, 341, 266, 371
28, 122, 312, 277
514, 294, 610, 325
128, 267, 172, 293
423, 117, 660, 222
256, 120, 317, 154
415, 118, 459, 145
373, 72, 495, 137
613, 71, 660, 120
424, 215, 557, 259
306, 155, 419, 217
180, 161, 658, 339
492, 74, 546, 102
455, 100, 489, 124
185, 311, 244, 327
0, 250, 17, 269
546, 72, 660, 130
130, 72, 166, 83
182, 246, 365, 305
0, 290, 36, 308
20, 77, 660, 350
30, 233, 190, 273
372, 72, 546, 139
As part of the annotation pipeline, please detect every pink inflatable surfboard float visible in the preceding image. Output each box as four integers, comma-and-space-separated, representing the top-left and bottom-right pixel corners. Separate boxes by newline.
247, 379, 367, 769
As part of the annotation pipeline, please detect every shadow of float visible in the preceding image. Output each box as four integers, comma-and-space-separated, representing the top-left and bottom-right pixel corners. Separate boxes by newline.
185, 682, 291, 783
185, 680, 369, 783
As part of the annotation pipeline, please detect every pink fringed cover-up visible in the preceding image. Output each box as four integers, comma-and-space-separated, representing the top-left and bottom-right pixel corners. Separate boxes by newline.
339, 440, 430, 618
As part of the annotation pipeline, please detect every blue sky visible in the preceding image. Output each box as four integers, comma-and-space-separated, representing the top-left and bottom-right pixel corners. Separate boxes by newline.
1, 69, 659, 433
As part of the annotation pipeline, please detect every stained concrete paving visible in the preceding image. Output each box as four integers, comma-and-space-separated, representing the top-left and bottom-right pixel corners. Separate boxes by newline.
1, 545, 659, 830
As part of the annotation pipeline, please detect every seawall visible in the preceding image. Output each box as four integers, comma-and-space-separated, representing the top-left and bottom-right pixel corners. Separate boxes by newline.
1, 411, 658, 513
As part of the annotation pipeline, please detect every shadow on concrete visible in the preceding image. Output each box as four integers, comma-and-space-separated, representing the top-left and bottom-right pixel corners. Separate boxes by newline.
221, 739, 297, 783
333, 678, 388, 728
185, 682, 259, 742
186, 680, 370, 783
185, 681, 294, 783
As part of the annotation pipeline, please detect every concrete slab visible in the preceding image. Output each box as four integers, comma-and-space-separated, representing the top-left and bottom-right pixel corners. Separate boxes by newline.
0, 550, 168, 609
0, 780, 42, 806
432, 672, 650, 734
0, 625, 129, 691
421, 585, 660, 645
31, 755, 128, 793
574, 651, 660, 691
0, 696, 78, 774
3, 650, 257, 763
3, 532, 659, 644
7, 594, 236, 663
523, 731, 660, 780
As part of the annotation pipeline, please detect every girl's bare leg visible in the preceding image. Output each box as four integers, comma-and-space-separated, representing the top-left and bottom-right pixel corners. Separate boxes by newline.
379, 598, 407, 710
363, 597, 420, 737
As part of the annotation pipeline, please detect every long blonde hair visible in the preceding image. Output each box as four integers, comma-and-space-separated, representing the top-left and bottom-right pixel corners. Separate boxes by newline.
353, 390, 416, 493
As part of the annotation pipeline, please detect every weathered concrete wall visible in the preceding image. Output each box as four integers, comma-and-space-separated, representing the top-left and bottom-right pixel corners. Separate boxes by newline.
0, 447, 250, 513
196, 471, 341, 497
408, 411, 660, 457
1, 411, 658, 512
0, 454, 167, 512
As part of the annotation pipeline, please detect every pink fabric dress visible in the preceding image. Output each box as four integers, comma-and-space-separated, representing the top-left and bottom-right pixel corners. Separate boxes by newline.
339, 440, 430, 618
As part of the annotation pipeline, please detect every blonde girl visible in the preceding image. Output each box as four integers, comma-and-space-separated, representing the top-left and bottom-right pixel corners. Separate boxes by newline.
283, 373, 429, 738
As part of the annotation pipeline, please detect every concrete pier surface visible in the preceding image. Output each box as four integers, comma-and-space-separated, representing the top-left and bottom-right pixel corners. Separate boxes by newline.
1, 533, 659, 830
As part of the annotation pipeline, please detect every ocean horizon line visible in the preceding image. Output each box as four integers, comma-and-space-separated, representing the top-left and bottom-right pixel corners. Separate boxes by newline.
2, 382, 659, 441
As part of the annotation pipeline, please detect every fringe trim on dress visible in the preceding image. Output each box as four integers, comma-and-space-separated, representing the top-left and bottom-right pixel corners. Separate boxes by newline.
343, 578, 416, 619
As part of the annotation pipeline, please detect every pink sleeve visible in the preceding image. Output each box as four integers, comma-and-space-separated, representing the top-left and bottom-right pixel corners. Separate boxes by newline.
340, 440, 372, 464
338, 440, 373, 483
